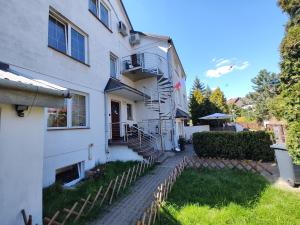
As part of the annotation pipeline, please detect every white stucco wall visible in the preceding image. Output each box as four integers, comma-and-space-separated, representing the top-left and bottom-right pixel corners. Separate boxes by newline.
107, 145, 143, 162
0, 104, 44, 225
184, 125, 210, 140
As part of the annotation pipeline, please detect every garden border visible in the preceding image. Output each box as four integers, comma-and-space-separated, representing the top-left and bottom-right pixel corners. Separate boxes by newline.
44, 156, 157, 225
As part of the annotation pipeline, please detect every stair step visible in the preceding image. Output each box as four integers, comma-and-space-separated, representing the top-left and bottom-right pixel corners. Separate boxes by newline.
157, 77, 168, 82
158, 80, 172, 86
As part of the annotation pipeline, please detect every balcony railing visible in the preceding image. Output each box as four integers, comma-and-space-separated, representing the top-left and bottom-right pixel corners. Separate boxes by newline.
121, 52, 167, 81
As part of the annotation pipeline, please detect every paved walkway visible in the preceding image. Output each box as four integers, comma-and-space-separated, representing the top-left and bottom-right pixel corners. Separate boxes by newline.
89, 147, 193, 225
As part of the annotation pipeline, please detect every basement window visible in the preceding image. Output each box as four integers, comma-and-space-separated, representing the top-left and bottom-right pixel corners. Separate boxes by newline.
55, 162, 84, 187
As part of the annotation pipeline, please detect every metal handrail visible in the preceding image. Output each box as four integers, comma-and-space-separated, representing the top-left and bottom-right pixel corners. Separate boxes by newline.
107, 122, 159, 151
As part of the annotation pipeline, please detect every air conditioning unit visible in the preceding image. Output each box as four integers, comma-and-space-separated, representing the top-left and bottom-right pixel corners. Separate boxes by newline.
118, 21, 128, 37
129, 33, 140, 46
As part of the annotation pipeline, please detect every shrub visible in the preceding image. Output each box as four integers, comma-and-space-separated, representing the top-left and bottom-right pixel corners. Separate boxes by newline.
278, 1, 300, 164
192, 131, 274, 162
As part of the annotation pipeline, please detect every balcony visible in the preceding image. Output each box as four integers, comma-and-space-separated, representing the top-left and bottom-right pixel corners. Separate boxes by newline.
122, 52, 166, 82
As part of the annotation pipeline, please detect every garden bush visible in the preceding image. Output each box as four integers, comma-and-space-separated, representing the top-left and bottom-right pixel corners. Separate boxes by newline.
193, 131, 274, 162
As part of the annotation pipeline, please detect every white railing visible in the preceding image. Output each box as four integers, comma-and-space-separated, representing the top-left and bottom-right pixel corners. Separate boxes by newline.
122, 52, 167, 76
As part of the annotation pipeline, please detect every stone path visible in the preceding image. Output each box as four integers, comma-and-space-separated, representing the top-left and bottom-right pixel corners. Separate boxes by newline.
89, 147, 193, 225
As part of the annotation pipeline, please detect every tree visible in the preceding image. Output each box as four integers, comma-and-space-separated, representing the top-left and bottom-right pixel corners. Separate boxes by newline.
228, 103, 242, 118
247, 69, 280, 123
189, 79, 205, 125
209, 87, 228, 113
278, 0, 300, 164
204, 85, 212, 98
251, 69, 280, 98
192, 77, 206, 94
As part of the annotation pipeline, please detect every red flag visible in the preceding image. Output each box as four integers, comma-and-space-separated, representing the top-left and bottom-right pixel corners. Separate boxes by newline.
174, 81, 181, 90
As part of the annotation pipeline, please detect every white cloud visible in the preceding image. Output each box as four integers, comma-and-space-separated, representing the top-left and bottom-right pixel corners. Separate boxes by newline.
206, 65, 234, 78
235, 61, 249, 70
216, 59, 231, 67
206, 58, 249, 78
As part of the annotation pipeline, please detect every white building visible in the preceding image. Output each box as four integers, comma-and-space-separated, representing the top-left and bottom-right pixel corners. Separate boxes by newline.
0, 0, 188, 223
0, 63, 69, 225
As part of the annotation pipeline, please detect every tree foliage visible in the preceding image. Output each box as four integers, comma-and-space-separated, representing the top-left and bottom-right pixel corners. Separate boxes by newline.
210, 87, 228, 113
189, 79, 228, 125
278, 0, 300, 164
247, 69, 280, 123
192, 77, 206, 94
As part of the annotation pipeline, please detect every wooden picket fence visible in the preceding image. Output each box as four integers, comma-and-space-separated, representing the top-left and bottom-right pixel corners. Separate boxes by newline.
185, 156, 273, 175
136, 157, 189, 225
136, 156, 273, 225
44, 156, 157, 225
21, 209, 36, 225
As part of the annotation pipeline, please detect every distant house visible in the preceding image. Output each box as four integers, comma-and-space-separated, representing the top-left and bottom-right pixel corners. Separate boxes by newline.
227, 97, 253, 109
0, 0, 188, 223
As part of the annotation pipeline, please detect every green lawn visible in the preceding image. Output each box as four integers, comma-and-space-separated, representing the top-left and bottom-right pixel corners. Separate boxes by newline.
157, 168, 300, 225
43, 161, 143, 225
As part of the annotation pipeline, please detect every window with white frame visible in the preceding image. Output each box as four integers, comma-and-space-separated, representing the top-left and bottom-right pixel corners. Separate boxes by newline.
89, 0, 110, 28
110, 53, 118, 78
72, 93, 87, 127
48, 16, 67, 53
56, 161, 85, 187
48, 11, 88, 64
100, 2, 109, 27
89, 0, 98, 16
47, 92, 88, 128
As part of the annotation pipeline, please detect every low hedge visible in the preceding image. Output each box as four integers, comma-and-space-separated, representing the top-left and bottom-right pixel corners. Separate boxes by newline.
193, 131, 274, 162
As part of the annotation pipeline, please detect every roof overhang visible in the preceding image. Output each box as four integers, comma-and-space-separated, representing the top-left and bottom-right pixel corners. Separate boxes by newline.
105, 78, 149, 101
0, 63, 70, 108
175, 108, 190, 119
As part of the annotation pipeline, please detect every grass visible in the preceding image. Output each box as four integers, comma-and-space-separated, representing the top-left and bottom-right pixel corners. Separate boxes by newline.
43, 161, 147, 225
156, 168, 300, 225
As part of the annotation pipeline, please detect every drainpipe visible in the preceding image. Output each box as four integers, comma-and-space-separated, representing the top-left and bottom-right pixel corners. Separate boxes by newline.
104, 92, 109, 158
167, 43, 176, 150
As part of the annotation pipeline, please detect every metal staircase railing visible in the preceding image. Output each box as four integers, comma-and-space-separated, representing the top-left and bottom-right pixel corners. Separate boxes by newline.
143, 75, 173, 119
107, 122, 159, 154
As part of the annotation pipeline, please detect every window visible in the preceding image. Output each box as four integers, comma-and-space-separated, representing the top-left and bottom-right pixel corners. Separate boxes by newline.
89, 0, 110, 29
89, 0, 98, 16
48, 11, 88, 64
47, 99, 68, 128
71, 28, 85, 62
56, 162, 84, 187
100, 2, 109, 27
48, 16, 67, 53
110, 54, 118, 78
127, 104, 133, 120
72, 94, 86, 127
48, 92, 88, 129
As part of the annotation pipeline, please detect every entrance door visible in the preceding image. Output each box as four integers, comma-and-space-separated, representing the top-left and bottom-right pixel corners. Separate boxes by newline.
111, 101, 120, 140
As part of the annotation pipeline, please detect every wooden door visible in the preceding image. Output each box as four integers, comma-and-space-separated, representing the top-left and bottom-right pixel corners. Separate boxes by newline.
111, 101, 120, 140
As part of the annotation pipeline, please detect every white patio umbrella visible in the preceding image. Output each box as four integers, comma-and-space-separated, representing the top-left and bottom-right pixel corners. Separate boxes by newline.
199, 113, 233, 120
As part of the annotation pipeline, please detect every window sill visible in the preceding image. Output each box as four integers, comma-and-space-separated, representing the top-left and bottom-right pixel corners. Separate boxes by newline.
47, 127, 91, 131
89, 10, 113, 33
48, 45, 90, 67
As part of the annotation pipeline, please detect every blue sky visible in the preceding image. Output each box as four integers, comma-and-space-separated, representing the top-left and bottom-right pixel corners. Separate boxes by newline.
123, 0, 288, 99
